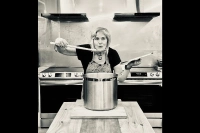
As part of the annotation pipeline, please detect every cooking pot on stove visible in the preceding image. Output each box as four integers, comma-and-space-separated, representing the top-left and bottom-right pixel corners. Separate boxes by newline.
83, 73, 118, 111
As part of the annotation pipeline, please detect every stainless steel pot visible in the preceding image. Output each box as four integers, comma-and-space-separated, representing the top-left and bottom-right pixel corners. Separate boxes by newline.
83, 73, 118, 111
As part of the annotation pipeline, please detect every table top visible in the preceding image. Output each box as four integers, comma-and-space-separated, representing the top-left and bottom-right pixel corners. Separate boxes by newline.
46, 100, 155, 133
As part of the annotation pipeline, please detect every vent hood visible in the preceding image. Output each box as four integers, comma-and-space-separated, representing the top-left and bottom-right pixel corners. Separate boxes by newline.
113, 12, 160, 22
41, 13, 89, 22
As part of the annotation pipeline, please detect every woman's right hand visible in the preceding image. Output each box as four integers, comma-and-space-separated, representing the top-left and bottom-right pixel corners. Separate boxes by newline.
55, 38, 69, 48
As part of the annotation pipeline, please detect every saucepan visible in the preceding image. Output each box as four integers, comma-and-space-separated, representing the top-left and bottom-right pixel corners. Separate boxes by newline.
83, 73, 118, 111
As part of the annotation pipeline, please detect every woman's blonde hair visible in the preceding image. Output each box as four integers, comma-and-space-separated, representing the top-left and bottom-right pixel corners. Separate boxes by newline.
91, 27, 111, 49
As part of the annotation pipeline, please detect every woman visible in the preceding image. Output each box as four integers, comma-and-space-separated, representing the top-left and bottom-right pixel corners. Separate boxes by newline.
54, 27, 141, 98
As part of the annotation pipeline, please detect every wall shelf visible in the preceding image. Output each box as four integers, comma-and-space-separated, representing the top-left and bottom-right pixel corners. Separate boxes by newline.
41, 13, 89, 22
113, 12, 160, 22
41, 12, 160, 22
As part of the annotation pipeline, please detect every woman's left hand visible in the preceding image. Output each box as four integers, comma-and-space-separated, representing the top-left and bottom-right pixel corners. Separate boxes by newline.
125, 58, 141, 69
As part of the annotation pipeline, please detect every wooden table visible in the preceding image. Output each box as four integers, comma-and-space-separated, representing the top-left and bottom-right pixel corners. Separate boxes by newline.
46, 100, 155, 133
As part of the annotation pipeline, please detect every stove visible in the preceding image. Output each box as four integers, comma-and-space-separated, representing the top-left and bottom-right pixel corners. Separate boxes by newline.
38, 67, 162, 82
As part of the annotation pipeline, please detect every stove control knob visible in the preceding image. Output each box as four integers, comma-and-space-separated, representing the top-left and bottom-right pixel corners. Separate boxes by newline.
156, 72, 160, 77
74, 73, 78, 77
42, 73, 46, 77
48, 73, 52, 77
150, 73, 154, 77
80, 73, 83, 77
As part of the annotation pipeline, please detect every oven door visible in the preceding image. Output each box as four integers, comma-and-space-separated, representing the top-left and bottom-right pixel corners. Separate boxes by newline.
39, 80, 83, 127
118, 84, 162, 112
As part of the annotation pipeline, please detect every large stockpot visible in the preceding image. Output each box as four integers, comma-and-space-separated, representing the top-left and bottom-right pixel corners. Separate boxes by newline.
83, 73, 118, 111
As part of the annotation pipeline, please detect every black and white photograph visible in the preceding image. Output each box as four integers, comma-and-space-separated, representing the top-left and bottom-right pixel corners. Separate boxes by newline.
38, 0, 162, 133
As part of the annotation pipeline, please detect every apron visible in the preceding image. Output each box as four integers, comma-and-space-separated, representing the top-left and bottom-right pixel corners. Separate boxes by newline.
81, 51, 112, 99
86, 51, 112, 73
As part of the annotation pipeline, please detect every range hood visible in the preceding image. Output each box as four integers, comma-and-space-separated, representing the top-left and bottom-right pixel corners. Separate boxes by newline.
113, 12, 160, 22
41, 13, 89, 22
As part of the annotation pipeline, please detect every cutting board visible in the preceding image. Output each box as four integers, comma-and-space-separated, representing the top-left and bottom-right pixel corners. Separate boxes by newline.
70, 99, 127, 119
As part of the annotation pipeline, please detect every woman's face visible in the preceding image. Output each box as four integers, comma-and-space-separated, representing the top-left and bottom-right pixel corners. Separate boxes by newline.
93, 31, 108, 51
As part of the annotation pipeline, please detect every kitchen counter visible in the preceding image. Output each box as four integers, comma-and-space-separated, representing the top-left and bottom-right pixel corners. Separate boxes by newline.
46, 100, 155, 133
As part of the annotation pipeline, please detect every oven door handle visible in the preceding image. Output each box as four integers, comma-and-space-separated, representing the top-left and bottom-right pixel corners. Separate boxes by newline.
119, 80, 162, 85
40, 80, 83, 86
